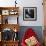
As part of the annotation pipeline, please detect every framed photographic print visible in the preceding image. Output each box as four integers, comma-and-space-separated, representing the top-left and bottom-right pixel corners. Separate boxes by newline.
2, 10, 9, 15
23, 7, 37, 21
9, 10, 18, 15
8, 16, 18, 24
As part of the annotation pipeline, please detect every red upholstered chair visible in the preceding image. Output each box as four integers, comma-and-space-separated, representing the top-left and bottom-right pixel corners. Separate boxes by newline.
21, 28, 41, 46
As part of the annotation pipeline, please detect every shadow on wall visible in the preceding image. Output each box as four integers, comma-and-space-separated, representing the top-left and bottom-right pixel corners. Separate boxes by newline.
18, 26, 44, 44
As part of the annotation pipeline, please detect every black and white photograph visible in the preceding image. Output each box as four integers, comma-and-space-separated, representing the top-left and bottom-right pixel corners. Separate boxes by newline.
23, 7, 37, 21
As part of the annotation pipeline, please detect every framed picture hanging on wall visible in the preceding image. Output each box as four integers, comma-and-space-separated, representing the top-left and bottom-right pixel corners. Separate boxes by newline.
23, 7, 37, 21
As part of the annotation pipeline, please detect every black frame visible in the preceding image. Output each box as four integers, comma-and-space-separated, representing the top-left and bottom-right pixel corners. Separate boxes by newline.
23, 7, 37, 21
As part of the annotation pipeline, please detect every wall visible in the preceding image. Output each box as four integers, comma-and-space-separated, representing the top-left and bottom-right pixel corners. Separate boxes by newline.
0, 0, 44, 26
16, 0, 44, 45
18, 26, 44, 44
18, 0, 44, 26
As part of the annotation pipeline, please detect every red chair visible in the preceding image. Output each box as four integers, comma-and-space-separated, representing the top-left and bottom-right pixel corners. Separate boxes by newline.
21, 28, 41, 46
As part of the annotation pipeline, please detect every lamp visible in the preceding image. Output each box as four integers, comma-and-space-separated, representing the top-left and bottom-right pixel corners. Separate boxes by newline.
15, 0, 17, 7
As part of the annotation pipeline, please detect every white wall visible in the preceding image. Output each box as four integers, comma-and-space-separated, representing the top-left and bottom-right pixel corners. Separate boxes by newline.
0, 0, 44, 26
18, 0, 44, 26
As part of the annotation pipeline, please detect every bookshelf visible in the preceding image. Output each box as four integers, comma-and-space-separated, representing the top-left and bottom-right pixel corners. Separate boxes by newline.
0, 7, 19, 46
